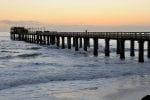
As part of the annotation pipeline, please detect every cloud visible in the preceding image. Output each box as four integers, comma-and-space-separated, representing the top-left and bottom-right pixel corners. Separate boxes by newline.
0, 20, 42, 26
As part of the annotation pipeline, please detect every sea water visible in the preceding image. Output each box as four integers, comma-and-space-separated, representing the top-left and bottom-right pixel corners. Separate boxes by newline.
0, 32, 150, 100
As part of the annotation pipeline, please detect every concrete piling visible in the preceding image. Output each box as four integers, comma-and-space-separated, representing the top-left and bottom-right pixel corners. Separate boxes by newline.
120, 39, 125, 59
139, 40, 144, 63
105, 39, 110, 56
93, 38, 98, 56
130, 40, 135, 56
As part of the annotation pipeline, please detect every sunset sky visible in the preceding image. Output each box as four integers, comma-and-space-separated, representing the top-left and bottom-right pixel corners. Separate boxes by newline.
0, 0, 150, 31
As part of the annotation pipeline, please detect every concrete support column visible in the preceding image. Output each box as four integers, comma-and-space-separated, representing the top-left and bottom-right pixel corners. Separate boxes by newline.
67, 37, 71, 49
93, 38, 98, 56
50, 35, 56, 45
47, 36, 50, 45
79, 38, 82, 48
62, 36, 65, 49
117, 39, 120, 54
43, 35, 46, 45
84, 38, 88, 51
73, 37, 75, 47
56, 36, 60, 47
148, 41, 150, 58
40, 35, 42, 44
32, 35, 34, 43
37, 35, 39, 44
120, 39, 125, 59
75, 37, 79, 51
138, 40, 144, 63
105, 39, 110, 56
130, 40, 135, 56
87, 38, 90, 47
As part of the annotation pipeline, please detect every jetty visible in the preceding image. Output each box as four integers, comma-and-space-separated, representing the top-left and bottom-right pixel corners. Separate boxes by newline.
10, 27, 150, 63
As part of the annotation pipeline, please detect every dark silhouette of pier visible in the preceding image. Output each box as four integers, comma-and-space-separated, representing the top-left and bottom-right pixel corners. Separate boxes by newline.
10, 27, 150, 63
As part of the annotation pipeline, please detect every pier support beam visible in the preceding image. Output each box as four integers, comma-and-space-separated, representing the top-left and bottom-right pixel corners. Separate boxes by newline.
56, 36, 60, 47
148, 41, 150, 58
116, 39, 120, 54
75, 37, 79, 51
105, 39, 110, 56
84, 38, 88, 51
62, 36, 65, 49
130, 40, 135, 56
120, 39, 125, 59
138, 40, 144, 63
67, 37, 71, 49
93, 38, 98, 56
79, 38, 82, 48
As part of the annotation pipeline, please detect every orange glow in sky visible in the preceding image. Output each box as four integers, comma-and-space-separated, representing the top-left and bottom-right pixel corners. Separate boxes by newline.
0, 0, 150, 26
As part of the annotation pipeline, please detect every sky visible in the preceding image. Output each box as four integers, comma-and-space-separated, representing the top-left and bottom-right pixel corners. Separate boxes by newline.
0, 0, 150, 31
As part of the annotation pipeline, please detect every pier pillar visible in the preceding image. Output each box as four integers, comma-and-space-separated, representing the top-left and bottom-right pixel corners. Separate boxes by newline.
116, 39, 120, 54
33, 35, 36, 43
50, 35, 55, 45
47, 36, 50, 45
105, 39, 110, 56
26, 35, 28, 42
87, 38, 90, 47
130, 40, 135, 56
40, 35, 42, 44
62, 36, 65, 49
75, 37, 79, 51
120, 39, 125, 59
73, 37, 75, 47
56, 36, 60, 47
18, 34, 21, 41
67, 37, 71, 49
93, 38, 98, 56
28, 35, 30, 42
148, 41, 150, 58
79, 38, 82, 48
138, 40, 144, 63
32, 35, 35, 43
84, 38, 88, 51
43, 35, 46, 45
37, 35, 40, 44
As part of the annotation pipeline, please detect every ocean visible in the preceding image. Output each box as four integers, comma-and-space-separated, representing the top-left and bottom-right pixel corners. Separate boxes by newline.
0, 32, 150, 100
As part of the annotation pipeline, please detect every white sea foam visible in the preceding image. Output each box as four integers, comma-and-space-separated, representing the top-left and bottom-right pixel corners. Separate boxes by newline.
0, 33, 150, 100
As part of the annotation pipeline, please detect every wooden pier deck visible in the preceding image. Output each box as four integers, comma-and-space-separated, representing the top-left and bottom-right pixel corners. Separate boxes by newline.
10, 27, 150, 63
